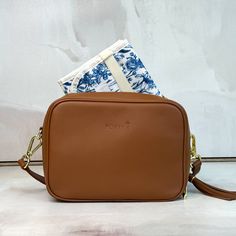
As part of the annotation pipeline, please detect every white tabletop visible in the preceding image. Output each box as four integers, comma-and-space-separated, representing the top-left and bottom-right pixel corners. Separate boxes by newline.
0, 162, 236, 236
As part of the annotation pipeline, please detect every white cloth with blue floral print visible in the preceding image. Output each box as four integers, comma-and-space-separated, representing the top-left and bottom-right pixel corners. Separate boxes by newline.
58, 39, 160, 96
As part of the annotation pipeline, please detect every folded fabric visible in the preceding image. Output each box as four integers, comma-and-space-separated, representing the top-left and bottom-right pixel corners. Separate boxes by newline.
58, 39, 161, 96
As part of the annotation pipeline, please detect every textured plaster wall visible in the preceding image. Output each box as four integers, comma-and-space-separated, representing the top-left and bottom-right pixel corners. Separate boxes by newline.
0, 0, 236, 160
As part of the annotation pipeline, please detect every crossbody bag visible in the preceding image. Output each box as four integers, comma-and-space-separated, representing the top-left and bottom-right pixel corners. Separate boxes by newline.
18, 92, 236, 201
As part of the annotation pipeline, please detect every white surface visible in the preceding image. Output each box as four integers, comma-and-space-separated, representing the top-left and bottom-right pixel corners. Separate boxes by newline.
0, 0, 236, 160
0, 163, 236, 235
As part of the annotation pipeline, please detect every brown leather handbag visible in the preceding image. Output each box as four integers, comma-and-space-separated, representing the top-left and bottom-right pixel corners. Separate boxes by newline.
18, 92, 236, 201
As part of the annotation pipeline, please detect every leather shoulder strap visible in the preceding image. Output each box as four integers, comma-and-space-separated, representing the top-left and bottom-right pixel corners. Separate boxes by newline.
18, 158, 45, 185
17, 156, 236, 200
17, 129, 236, 200
189, 159, 236, 200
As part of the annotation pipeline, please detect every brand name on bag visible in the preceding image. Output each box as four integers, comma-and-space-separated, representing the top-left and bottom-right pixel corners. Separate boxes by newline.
105, 121, 131, 129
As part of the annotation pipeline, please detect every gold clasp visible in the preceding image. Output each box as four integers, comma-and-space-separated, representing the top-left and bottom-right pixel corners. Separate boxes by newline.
190, 134, 201, 161
183, 134, 202, 199
190, 134, 201, 174
22, 127, 43, 169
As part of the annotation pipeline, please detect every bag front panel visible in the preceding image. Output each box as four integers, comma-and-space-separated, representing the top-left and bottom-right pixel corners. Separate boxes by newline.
42, 93, 190, 201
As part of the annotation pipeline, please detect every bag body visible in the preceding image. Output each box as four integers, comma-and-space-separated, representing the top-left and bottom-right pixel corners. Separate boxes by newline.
18, 92, 236, 201
58, 39, 161, 96
42, 92, 190, 201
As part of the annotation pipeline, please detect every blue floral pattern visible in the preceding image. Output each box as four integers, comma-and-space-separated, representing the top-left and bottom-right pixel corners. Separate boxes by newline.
75, 63, 118, 93
60, 43, 160, 96
114, 44, 160, 95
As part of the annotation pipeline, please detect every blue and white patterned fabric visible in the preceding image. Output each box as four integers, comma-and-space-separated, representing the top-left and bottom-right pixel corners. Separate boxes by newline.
58, 39, 161, 96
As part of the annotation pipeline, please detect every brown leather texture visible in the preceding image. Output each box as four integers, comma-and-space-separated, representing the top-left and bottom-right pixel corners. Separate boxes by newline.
42, 92, 190, 201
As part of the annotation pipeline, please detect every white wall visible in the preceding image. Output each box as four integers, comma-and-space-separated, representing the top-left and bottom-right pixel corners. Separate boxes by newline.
0, 0, 236, 160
